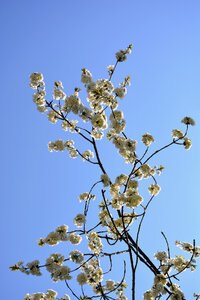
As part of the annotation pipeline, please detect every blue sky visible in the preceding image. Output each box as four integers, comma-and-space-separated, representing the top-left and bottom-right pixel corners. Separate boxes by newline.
1, 0, 200, 299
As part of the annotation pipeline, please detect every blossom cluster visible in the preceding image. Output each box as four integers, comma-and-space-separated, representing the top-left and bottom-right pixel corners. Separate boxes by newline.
73, 213, 86, 228
143, 274, 184, 299
101, 170, 161, 213
24, 289, 57, 300
175, 241, 200, 258
87, 232, 103, 255
46, 252, 72, 282
29, 46, 134, 151
37, 224, 82, 246
48, 139, 79, 158
10, 260, 41, 276
79, 258, 103, 286
12, 44, 197, 300
91, 279, 128, 299
78, 192, 96, 202
143, 243, 200, 299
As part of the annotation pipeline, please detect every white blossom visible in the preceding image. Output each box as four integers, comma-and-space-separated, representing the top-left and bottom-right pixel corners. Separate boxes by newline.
76, 272, 88, 285
26, 260, 41, 276
47, 110, 58, 124
56, 225, 68, 241
109, 183, 120, 196
81, 68, 92, 84
68, 233, 82, 245
101, 173, 111, 187
110, 119, 126, 134
45, 289, 57, 300
112, 136, 126, 149
61, 120, 79, 133
82, 150, 94, 162
46, 253, 64, 273
69, 250, 84, 264
109, 110, 124, 122
73, 213, 86, 228
183, 137, 192, 150
91, 128, 104, 140
29, 72, 44, 89
142, 133, 155, 146
148, 184, 161, 196
172, 129, 184, 139
48, 139, 65, 152
91, 113, 108, 130
115, 174, 128, 186
68, 148, 78, 158
124, 190, 143, 208
52, 265, 72, 282
154, 251, 168, 262
181, 116, 195, 126
87, 231, 103, 254
78, 105, 93, 122
143, 290, 154, 300
124, 139, 137, 152
53, 87, 66, 100
114, 86, 127, 99
127, 179, 138, 190
79, 192, 95, 202
106, 279, 115, 291
63, 94, 82, 114
154, 274, 167, 286
26, 292, 44, 300
140, 164, 155, 179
